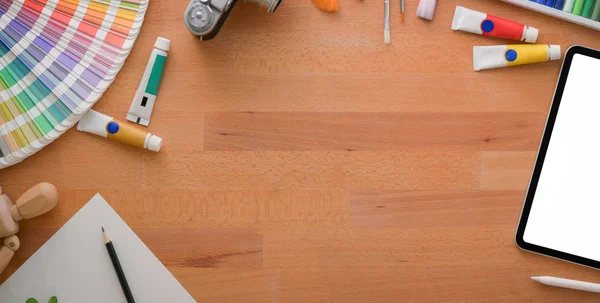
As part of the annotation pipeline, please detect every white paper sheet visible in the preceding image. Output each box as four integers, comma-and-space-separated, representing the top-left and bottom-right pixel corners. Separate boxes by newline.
0, 193, 196, 303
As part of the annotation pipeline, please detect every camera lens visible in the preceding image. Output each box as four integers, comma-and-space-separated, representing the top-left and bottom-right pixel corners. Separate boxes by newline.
186, 2, 215, 33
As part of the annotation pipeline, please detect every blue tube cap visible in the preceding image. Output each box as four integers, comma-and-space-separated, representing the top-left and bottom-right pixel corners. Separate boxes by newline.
481, 20, 495, 33
107, 122, 120, 134
505, 49, 518, 62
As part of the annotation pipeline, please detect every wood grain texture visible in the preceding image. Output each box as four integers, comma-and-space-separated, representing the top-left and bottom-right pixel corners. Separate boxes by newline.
481, 152, 537, 190
1, 0, 600, 301
205, 112, 545, 151
349, 191, 524, 228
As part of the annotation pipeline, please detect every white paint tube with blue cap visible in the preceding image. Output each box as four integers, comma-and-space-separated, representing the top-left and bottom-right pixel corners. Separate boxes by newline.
78, 109, 163, 152
451, 6, 538, 43
127, 37, 170, 126
473, 44, 561, 71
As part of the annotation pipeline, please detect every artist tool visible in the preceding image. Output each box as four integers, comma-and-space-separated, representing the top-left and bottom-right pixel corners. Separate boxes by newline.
0, 183, 58, 275
400, 0, 405, 23
582, 0, 595, 17
312, 0, 339, 11
473, 44, 561, 71
103, 227, 135, 303
78, 109, 162, 152
501, 0, 600, 31
384, 0, 390, 43
572, 0, 586, 15
127, 37, 169, 126
592, 0, 600, 20
532, 277, 600, 294
452, 6, 539, 42
0, 194, 196, 302
184, 0, 284, 39
563, 0, 576, 11
553, 0, 566, 9
416, 0, 437, 20
0, 0, 149, 169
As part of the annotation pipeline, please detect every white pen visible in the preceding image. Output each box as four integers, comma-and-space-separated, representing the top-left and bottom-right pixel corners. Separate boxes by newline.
532, 276, 600, 293
384, 0, 390, 44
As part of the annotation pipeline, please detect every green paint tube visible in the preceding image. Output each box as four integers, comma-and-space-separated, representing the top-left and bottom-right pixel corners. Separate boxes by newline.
127, 37, 170, 127
582, 0, 595, 17
572, 0, 586, 15
592, 0, 600, 20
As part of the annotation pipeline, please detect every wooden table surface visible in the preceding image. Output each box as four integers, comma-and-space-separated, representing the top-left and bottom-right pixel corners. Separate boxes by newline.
2, 0, 600, 301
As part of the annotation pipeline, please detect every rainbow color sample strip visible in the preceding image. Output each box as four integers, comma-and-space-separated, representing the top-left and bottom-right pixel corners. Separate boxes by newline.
0, 0, 149, 168
530, 0, 600, 20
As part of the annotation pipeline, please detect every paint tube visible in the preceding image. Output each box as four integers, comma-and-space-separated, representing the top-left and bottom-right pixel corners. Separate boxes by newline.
78, 109, 162, 152
127, 37, 170, 126
452, 6, 539, 43
473, 44, 561, 71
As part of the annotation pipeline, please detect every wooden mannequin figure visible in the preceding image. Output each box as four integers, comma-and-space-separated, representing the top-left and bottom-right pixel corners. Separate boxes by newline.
0, 183, 58, 275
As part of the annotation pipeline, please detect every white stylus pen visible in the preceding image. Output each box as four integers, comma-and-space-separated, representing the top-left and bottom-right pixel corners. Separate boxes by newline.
532, 276, 600, 293
384, 0, 390, 44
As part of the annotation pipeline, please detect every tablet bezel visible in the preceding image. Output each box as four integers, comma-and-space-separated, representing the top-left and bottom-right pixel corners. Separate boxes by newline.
516, 45, 600, 270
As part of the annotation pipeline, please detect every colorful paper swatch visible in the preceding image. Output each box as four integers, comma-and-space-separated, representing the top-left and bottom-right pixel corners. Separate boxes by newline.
0, 0, 149, 168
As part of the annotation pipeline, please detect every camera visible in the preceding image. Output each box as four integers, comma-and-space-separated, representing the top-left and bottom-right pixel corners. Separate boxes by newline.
184, 0, 283, 40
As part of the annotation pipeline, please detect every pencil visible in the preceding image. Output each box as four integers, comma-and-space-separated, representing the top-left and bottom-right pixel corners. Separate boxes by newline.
103, 227, 135, 303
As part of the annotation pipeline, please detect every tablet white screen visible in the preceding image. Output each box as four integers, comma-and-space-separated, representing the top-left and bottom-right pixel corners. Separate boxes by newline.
523, 53, 600, 261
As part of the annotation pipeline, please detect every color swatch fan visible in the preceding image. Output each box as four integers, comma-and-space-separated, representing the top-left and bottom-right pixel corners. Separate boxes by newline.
0, 0, 149, 169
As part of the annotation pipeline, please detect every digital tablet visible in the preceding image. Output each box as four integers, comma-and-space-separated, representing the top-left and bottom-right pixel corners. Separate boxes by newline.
516, 46, 600, 269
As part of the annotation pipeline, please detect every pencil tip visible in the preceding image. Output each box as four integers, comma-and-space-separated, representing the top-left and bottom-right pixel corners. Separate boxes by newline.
101, 227, 105, 232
